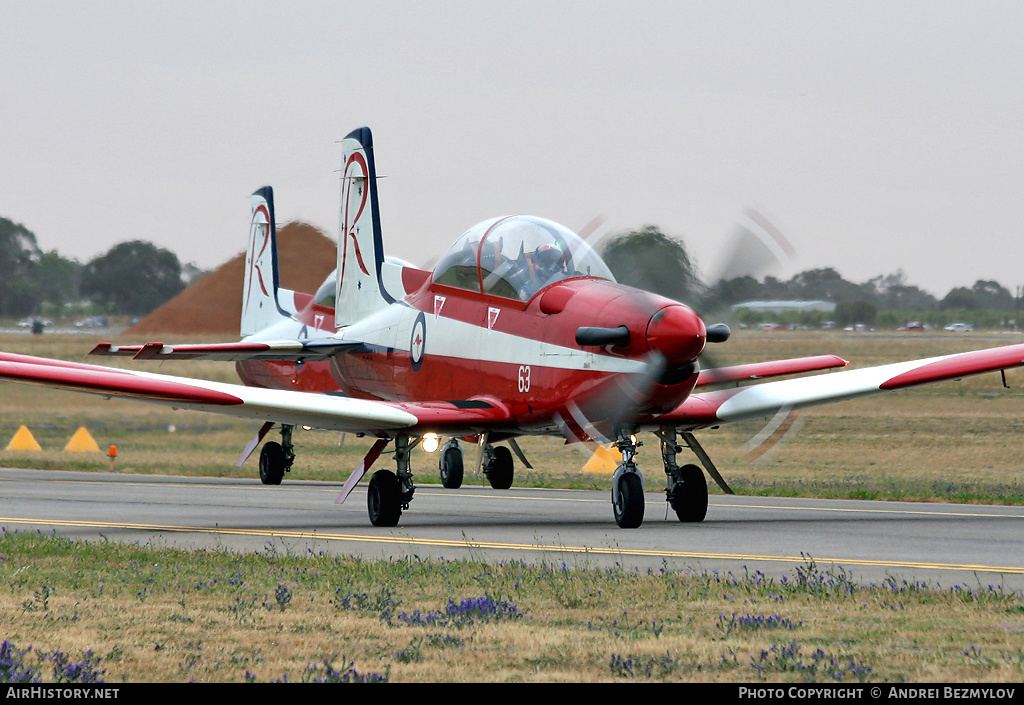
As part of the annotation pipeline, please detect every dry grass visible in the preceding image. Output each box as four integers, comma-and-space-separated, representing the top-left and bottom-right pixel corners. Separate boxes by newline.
1, 530, 1021, 682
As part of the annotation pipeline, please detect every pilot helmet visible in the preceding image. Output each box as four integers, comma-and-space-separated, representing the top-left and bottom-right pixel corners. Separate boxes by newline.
533, 243, 563, 275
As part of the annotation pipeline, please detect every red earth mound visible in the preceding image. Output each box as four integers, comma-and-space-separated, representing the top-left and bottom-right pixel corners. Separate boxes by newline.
126, 222, 336, 336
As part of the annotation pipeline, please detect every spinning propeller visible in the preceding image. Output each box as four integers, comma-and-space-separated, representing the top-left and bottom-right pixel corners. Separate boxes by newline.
571, 208, 799, 464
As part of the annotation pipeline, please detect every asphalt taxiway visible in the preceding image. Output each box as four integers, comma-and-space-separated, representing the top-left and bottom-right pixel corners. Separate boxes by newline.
2, 467, 1022, 589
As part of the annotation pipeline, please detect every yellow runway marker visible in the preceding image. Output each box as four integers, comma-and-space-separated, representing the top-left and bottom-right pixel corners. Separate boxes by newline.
5, 426, 41, 451
64, 426, 101, 452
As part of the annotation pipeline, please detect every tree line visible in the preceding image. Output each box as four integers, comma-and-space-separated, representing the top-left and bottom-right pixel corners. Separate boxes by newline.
4, 214, 1018, 328
0, 216, 199, 319
601, 226, 1022, 328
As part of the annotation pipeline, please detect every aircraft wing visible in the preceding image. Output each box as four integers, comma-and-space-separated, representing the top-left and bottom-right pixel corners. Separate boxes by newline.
0, 352, 512, 435
660, 343, 1024, 428
695, 354, 848, 386
89, 339, 360, 361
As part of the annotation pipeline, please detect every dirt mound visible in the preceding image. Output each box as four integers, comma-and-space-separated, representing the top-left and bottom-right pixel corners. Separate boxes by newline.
126, 222, 336, 337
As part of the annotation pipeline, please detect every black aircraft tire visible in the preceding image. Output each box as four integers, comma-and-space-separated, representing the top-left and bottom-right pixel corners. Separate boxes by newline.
487, 446, 514, 490
440, 447, 464, 489
367, 470, 402, 527
259, 442, 286, 485
613, 472, 645, 529
671, 464, 709, 522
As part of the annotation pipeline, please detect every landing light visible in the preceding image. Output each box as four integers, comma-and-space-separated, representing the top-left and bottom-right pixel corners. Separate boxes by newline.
421, 433, 440, 453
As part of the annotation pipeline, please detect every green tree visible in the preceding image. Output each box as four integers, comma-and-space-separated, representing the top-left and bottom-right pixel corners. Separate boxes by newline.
788, 268, 867, 302
600, 226, 701, 303
30, 251, 81, 309
707, 275, 763, 307
835, 299, 877, 326
80, 241, 186, 315
940, 287, 979, 311
0, 217, 42, 317
970, 280, 1014, 311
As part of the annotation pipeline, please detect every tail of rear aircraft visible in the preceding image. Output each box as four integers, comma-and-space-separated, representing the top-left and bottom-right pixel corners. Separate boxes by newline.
241, 186, 290, 337
335, 127, 397, 327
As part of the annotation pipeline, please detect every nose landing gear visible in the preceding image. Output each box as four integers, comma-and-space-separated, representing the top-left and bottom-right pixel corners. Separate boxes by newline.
482, 444, 514, 490
605, 427, 724, 528
367, 435, 416, 527
611, 430, 645, 528
439, 437, 464, 489
259, 424, 295, 485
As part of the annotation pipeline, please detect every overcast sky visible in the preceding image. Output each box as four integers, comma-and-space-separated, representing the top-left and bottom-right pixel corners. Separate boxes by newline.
3, 1, 1023, 298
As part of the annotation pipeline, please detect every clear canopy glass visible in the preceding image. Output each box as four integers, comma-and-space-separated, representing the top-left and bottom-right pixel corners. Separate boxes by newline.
431, 216, 615, 301
313, 271, 337, 307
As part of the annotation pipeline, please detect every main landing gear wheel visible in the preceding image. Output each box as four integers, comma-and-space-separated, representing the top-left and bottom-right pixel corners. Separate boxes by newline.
440, 444, 464, 489
613, 472, 645, 528
259, 441, 286, 485
670, 464, 708, 522
485, 446, 514, 490
368, 469, 402, 527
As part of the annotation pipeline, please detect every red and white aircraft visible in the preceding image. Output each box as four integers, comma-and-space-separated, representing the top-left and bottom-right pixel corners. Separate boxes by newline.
3, 126, 1024, 529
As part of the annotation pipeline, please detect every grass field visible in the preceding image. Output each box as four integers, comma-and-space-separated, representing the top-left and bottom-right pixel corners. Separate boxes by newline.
1, 529, 1022, 683
1, 330, 1023, 682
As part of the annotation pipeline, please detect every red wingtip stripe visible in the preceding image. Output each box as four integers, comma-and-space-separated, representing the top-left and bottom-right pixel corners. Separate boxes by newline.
0, 361, 243, 406
880, 345, 1024, 390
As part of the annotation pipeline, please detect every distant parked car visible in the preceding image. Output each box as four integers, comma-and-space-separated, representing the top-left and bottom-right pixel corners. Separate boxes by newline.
897, 321, 926, 331
18, 317, 51, 329
944, 322, 974, 332
75, 316, 109, 328
17, 317, 50, 334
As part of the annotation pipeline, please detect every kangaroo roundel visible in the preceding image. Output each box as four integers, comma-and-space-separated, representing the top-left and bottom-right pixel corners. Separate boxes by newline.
410, 312, 426, 371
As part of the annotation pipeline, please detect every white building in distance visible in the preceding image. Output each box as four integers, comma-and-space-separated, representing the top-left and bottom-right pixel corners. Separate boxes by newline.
732, 300, 837, 314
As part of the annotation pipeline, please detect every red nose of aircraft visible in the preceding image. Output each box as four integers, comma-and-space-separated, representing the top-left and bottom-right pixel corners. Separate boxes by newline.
645, 305, 706, 365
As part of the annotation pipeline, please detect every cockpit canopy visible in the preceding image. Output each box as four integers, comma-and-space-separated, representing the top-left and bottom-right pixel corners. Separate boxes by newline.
313, 271, 338, 308
431, 216, 615, 301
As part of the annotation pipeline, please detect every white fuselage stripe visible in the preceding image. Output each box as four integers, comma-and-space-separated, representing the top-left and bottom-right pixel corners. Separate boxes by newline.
340, 305, 647, 374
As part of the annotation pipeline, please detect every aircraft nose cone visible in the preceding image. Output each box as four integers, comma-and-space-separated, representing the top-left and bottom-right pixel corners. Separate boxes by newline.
646, 305, 706, 364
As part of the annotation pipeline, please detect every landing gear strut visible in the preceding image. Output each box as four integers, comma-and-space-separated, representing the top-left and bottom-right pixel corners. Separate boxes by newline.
482, 443, 514, 490
657, 428, 709, 522
439, 437, 464, 489
259, 424, 295, 485
611, 429, 645, 528
367, 435, 416, 527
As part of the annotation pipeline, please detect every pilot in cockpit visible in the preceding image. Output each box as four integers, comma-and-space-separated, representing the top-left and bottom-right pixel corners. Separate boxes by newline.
517, 243, 566, 301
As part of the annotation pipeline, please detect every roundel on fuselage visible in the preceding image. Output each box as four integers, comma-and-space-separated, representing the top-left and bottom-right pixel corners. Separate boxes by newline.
431, 216, 615, 301
410, 311, 426, 371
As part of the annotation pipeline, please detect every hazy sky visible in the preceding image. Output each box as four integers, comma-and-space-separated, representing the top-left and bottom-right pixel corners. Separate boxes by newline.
3, 1, 1023, 298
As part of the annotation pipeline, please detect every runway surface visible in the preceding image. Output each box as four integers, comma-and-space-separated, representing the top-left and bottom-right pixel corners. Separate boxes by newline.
2, 467, 1023, 589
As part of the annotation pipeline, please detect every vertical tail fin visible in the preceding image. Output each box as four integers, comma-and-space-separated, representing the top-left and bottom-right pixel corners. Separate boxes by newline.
241, 186, 284, 336
336, 127, 395, 328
